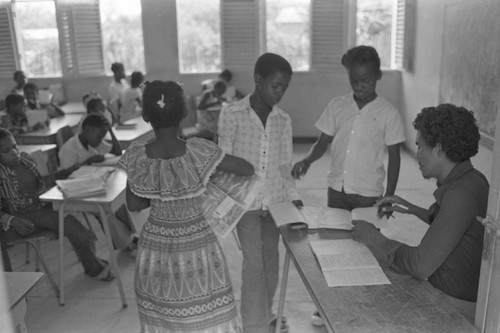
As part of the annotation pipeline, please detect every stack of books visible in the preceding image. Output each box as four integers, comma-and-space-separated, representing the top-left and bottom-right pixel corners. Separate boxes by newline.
55, 166, 114, 198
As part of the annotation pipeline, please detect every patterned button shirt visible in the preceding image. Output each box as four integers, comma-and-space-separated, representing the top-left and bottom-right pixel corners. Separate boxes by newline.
0, 153, 51, 230
218, 95, 300, 210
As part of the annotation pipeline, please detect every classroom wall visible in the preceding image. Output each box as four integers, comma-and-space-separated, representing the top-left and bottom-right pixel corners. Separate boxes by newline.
400, 0, 496, 181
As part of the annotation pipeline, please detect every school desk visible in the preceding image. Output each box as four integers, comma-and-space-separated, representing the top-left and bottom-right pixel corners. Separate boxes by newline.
112, 117, 154, 149
59, 101, 86, 114
273, 226, 478, 333
19, 144, 58, 175
39, 170, 127, 307
6, 271, 44, 333
15, 114, 83, 145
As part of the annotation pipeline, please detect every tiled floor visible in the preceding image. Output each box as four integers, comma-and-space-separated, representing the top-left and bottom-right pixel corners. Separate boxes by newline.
8, 144, 436, 333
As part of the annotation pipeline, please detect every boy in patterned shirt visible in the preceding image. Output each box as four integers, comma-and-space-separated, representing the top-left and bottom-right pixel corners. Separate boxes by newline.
218, 53, 302, 333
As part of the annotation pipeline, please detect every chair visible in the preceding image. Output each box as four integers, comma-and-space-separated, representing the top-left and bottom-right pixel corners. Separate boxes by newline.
55, 125, 75, 149
6, 230, 60, 298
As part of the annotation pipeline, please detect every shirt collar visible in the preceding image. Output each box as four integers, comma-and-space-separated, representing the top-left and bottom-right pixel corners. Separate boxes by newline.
433, 159, 473, 202
238, 94, 288, 119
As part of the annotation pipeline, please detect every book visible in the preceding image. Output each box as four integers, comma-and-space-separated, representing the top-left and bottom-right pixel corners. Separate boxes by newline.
68, 166, 115, 181
55, 177, 106, 198
268, 202, 388, 230
25, 110, 49, 128
201, 171, 263, 238
309, 239, 391, 287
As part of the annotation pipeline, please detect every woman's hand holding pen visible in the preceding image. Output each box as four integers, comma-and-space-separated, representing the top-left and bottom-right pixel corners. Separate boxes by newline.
375, 195, 411, 218
291, 159, 311, 179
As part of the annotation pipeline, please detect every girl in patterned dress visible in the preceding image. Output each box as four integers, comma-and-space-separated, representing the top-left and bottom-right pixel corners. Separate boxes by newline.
117, 81, 253, 333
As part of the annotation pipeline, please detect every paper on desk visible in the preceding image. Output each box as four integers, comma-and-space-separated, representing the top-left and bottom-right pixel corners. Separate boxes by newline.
56, 177, 106, 198
310, 239, 390, 287
69, 165, 115, 181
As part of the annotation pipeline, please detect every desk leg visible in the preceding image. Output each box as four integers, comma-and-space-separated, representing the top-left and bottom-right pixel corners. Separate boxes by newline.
275, 251, 290, 333
97, 205, 127, 307
58, 203, 66, 306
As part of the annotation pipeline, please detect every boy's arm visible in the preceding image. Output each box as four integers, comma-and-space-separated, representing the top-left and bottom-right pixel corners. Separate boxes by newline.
107, 127, 123, 156
217, 107, 236, 154
0, 195, 15, 231
385, 143, 401, 196
291, 132, 333, 178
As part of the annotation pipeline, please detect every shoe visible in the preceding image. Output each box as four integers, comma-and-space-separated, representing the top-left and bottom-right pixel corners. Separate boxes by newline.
311, 311, 324, 326
90, 261, 115, 282
269, 316, 289, 333
124, 239, 138, 257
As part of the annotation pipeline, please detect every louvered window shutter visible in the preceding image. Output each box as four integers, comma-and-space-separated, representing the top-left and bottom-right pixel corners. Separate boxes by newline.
392, 0, 413, 70
57, 0, 104, 76
221, 0, 260, 69
0, 3, 18, 79
311, 0, 345, 70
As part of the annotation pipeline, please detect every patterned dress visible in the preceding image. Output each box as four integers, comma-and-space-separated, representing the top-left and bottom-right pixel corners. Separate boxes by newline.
117, 138, 241, 333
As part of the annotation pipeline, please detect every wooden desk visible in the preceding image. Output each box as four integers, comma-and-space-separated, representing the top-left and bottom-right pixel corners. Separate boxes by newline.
6, 272, 44, 333
59, 102, 86, 114
39, 170, 127, 307
274, 227, 478, 333
113, 117, 154, 149
15, 114, 82, 145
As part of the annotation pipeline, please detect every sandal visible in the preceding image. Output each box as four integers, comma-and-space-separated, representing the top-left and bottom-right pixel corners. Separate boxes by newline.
269, 316, 289, 333
91, 261, 115, 282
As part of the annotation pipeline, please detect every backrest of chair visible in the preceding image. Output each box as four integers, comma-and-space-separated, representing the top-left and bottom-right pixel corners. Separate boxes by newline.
56, 125, 74, 149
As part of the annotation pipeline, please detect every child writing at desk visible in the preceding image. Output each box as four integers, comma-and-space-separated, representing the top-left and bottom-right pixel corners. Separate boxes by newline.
82, 92, 114, 126
23, 83, 64, 118
117, 80, 254, 332
58, 114, 136, 254
0, 94, 47, 135
291, 45, 406, 326
0, 128, 113, 280
218, 53, 302, 333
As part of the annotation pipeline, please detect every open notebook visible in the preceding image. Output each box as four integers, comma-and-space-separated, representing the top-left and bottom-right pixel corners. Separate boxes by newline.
268, 202, 388, 230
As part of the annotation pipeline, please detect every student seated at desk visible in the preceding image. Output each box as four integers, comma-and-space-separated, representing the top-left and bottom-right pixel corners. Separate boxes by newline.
195, 80, 227, 140
219, 69, 244, 102
23, 83, 64, 118
119, 71, 144, 123
82, 92, 114, 126
11, 70, 28, 96
0, 94, 47, 135
58, 114, 136, 255
352, 104, 488, 322
0, 128, 113, 280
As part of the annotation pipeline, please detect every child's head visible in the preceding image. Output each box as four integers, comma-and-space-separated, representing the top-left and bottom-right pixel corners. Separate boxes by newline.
219, 69, 232, 83
341, 46, 382, 102
81, 114, 109, 148
111, 62, 125, 80
5, 94, 26, 117
142, 81, 187, 130
13, 70, 28, 88
83, 92, 105, 114
213, 80, 227, 97
23, 82, 39, 108
0, 128, 20, 167
253, 53, 292, 107
130, 71, 144, 88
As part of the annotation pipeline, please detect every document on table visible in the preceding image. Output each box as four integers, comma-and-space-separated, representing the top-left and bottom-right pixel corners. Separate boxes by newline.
310, 239, 390, 287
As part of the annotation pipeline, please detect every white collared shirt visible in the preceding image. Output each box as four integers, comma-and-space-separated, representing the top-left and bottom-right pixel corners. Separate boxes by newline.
58, 134, 111, 169
316, 94, 405, 196
218, 96, 300, 210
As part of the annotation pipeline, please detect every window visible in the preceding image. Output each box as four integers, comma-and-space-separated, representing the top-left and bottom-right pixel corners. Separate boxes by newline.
355, 0, 409, 69
266, 0, 311, 71
100, 0, 145, 74
13, 0, 62, 77
176, 0, 221, 74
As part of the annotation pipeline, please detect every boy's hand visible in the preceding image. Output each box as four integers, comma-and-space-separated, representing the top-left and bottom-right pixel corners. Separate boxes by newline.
85, 155, 105, 165
351, 220, 377, 244
292, 200, 304, 209
291, 160, 310, 179
11, 217, 35, 236
32, 122, 45, 131
375, 195, 411, 217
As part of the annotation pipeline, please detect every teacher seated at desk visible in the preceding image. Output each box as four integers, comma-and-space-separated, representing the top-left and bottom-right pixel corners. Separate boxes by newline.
352, 104, 488, 323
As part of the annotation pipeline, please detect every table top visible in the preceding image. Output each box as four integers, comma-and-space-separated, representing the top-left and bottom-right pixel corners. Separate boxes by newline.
39, 168, 127, 204
5, 272, 44, 309
59, 102, 86, 114
113, 117, 154, 147
18, 144, 57, 154
279, 227, 478, 333
16, 114, 83, 139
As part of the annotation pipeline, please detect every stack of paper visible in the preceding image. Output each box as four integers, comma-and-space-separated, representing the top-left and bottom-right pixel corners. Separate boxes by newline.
68, 166, 115, 181
310, 239, 390, 287
56, 177, 106, 198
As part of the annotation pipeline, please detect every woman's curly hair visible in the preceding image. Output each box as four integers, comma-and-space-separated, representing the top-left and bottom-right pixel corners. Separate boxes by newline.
413, 104, 480, 163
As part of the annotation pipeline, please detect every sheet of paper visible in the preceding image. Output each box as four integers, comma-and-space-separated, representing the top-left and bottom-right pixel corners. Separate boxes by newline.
310, 239, 390, 287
